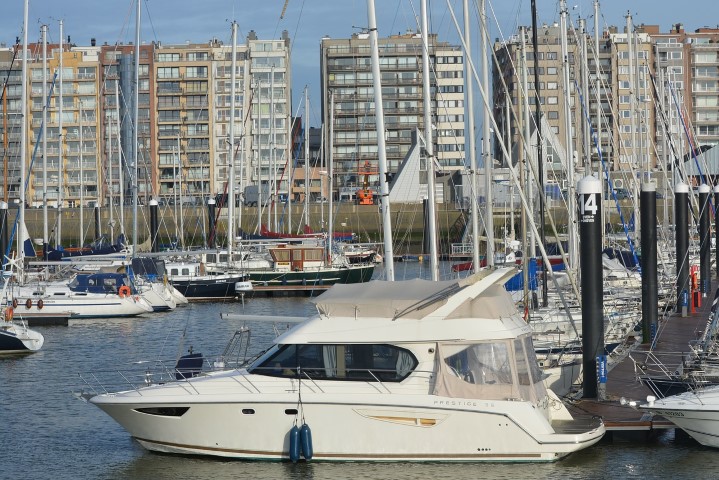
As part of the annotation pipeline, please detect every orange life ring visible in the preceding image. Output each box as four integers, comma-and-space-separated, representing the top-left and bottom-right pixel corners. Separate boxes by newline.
25, 298, 32, 309
37, 299, 44, 310
12, 298, 18, 309
118, 285, 131, 298
6, 307, 13, 321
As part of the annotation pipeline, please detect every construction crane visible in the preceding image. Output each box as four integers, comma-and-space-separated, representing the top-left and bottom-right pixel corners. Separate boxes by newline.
355, 161, 377, 205
280, 0, 290, 19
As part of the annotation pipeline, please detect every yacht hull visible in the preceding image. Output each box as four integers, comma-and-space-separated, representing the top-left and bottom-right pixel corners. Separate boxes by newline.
170, 275, 246, 298
640, 388, 719, 448
92, 384, 603, 462
248, 264, 375, 287
10, 296, 153, 319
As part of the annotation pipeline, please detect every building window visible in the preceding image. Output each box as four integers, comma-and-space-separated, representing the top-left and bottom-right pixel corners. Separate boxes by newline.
187, 52, 209, 61
186, 66, 208, 78
158, 67, 180, 79
158, 53, 181, 62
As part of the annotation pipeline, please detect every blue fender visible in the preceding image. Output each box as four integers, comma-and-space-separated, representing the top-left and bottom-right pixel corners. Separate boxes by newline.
288, 425, 301, 463
300, 423, 313, 460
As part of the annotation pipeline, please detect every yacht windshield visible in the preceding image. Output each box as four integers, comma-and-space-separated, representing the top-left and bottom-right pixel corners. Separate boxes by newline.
249, 343, 418, 382
433, 334, 547, 402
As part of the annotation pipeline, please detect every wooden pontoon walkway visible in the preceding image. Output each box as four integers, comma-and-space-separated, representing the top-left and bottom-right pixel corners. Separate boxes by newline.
565, 280, 715, 440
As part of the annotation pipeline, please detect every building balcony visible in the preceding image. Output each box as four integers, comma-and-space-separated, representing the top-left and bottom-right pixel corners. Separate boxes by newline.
157, 87, 183, 95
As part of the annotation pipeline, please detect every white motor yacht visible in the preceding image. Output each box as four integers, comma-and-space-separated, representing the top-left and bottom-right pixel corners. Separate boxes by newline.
639, 387, 719, 448
88, 268, 604, 462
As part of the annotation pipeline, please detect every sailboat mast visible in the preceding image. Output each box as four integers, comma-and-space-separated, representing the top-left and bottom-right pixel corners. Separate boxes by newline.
520, 26, 532, 308
506, 95, 514, 243
256, 79, 262, 232
131, 0, 140, 254
463, 0, 481, 274
268, 70, 273, 231
115, 81, 124, 236
328, 91, 334, 263
594, 0, 605, 239
367, 0, 394, 281
106, 67, 114, 243
177, 135, 183, 249
626, 12, 640, 240
420, 0, 439, 281
57, 20, 64, 248
304, 86, 309, 228
530, 0, 548, 306
228, 21, 237, 259
79, 100, 84, 246
579, 18, 591, 177
271, 65, 277, 232
18, 0, 28, 268
560, 0, 578, 270
42, 24, 48, 260
479, 0, 494, 267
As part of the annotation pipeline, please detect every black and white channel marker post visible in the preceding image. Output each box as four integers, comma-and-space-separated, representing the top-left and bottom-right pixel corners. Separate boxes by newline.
578, 175, 604, 399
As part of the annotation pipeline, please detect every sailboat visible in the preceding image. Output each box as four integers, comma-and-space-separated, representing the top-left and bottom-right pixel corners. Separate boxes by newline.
1, 264, 44, 353
0, 302, 44, 354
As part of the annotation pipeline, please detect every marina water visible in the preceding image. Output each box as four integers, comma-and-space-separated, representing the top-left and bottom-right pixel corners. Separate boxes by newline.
2, 262, 715, 479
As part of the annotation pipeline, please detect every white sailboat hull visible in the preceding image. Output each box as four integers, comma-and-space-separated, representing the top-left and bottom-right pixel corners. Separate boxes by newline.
10, 291, 153, 318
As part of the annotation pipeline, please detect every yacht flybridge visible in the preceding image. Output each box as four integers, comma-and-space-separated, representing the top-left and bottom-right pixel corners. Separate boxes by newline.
88, 267, 604, 462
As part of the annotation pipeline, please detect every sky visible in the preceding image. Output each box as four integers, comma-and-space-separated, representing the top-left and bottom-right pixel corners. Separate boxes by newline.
2, 0, 717, 127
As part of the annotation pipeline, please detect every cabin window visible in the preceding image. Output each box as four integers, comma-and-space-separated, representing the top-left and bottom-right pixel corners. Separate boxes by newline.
443, 342, 512, 386
273, 250, 291, 262
250, 344, 417, 382
304, 249, 324, 262
433, 335, 547, 402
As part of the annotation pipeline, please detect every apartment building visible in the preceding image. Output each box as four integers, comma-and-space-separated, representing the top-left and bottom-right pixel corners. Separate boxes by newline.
0, 28, 291, 214
609, 28, 655, 173
493, 22, 657, 189
99, 42, 155, 206
648, 24, 719, 172
245, 31, 292, 203
320, 31, 465, 200
0, 41, 103, 209
0, 47, 23, 203
494, 23, 604, 185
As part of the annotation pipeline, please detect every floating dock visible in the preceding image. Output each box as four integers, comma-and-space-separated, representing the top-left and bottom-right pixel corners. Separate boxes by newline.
565, 281, 713, 440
